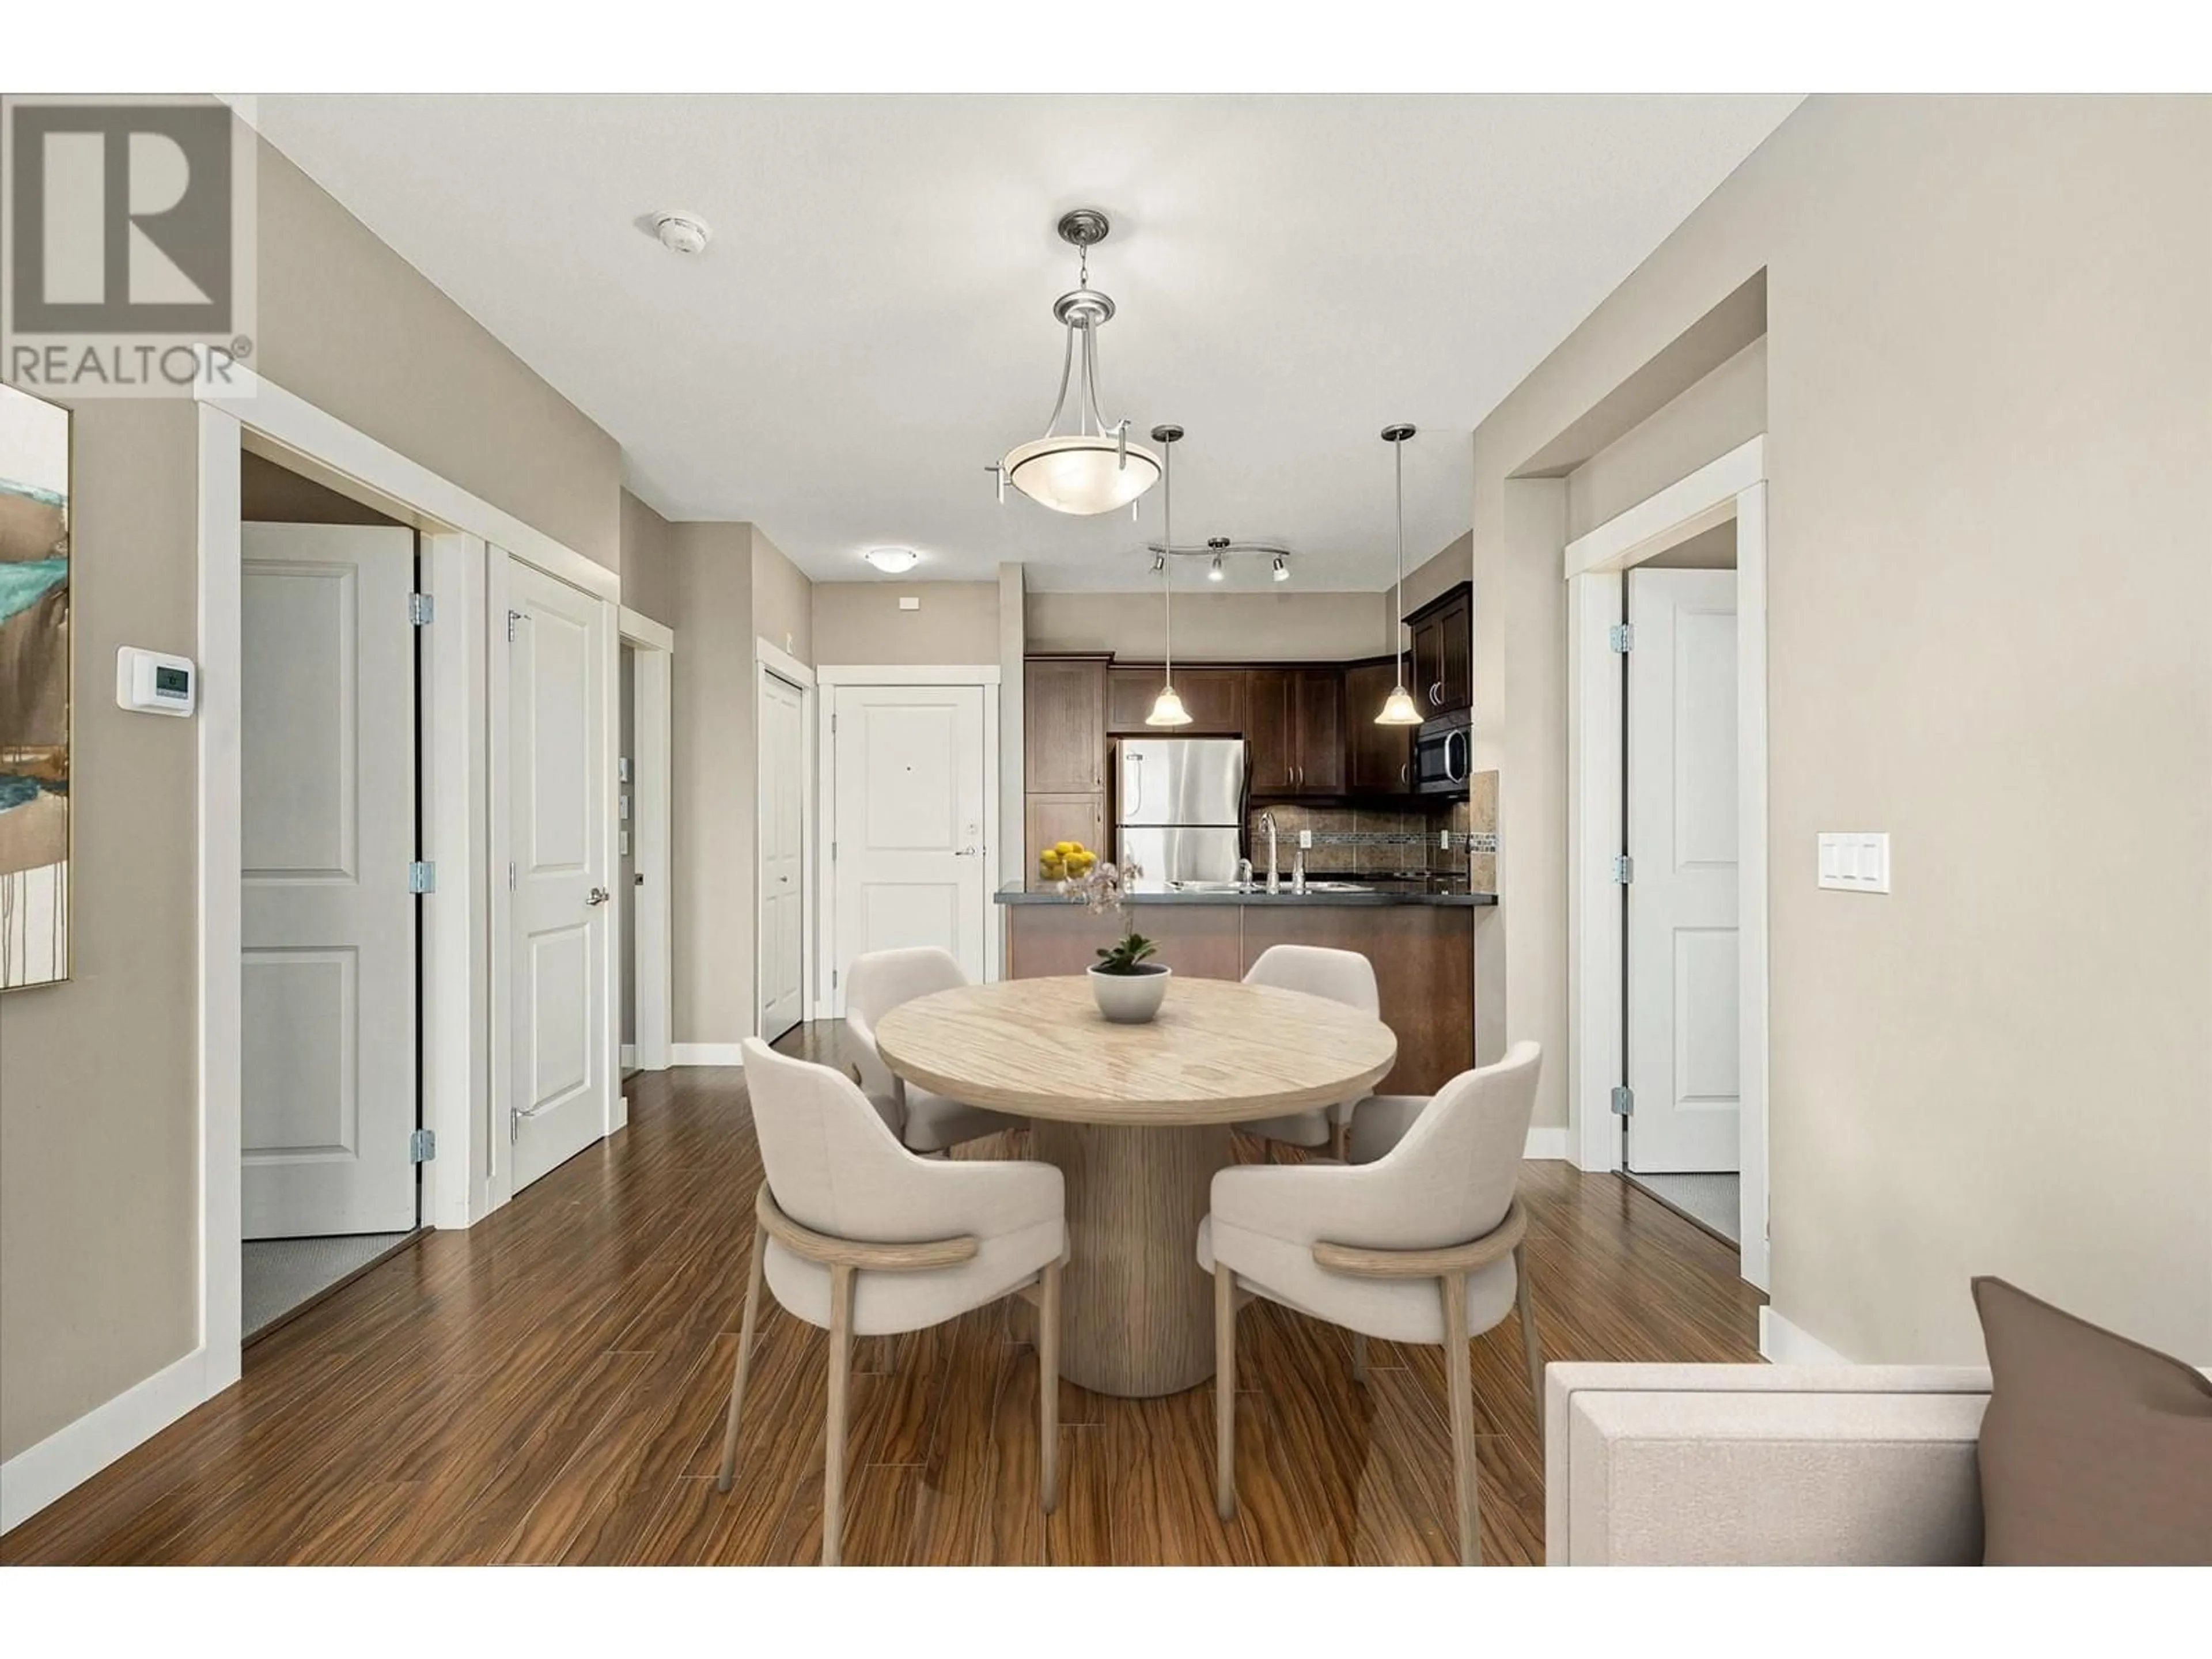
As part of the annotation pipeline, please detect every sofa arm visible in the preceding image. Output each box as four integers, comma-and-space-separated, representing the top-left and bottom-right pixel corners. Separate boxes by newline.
1544, 1363, 1995, 1565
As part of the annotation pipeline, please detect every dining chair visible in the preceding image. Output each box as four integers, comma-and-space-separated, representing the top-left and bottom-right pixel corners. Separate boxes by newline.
718, 1038, 1067, 1565
845, 946, 1027, 1154
1200, 1041, 1544, 1566
1238, 944, 1381, 1161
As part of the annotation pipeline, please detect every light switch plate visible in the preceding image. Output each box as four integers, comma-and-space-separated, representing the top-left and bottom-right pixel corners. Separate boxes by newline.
1818, 832, 1890, 893
1298, 828, 1313, 849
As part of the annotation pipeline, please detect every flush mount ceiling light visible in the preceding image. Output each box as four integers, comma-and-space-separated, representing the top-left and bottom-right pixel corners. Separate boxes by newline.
652, 211, 711, 255
987, 209, 1161, 517
863, 547, 920, 574
1376, 423, 1425, 726
1144, 426, 1192, 727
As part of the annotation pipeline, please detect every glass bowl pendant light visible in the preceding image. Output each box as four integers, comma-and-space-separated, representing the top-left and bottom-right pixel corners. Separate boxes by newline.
1376, 422, 1425, 725
990, 210, 1161, 516
1145, 425, 1193, 726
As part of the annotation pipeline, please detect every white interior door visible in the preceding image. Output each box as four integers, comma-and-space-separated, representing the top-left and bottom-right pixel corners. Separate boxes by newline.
241, 523, 419, 1238
759, 670, 806, 1041
506, 556, 613, 1194
1627, 567, 1741, 1173
831, 683, 987, 1001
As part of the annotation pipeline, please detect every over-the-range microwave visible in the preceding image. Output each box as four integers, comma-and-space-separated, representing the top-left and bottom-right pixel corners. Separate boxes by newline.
1411, 709, 1472, 797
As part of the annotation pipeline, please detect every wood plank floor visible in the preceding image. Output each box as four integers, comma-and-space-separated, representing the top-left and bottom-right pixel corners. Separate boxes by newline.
1, 1026, 1763, 1566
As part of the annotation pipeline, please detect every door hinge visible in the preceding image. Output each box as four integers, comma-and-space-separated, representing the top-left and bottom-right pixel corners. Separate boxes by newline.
1610, 1085, 1635, 1117
1612, 853, 1633, 884
509, 1108, 521, 1145
507, 860, 518, 891
506, 608, 524, 642
831, 712, 838, 735
408, 592, 435, 626
830, 840, 837, 861
409, 1127, 436, 1163
1609, 622, 1634, 653
832, 969, 839, 989
408, 860, 436, 895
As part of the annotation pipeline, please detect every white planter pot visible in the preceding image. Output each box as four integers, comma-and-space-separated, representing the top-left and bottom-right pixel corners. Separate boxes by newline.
1088, 963, 1172, 1024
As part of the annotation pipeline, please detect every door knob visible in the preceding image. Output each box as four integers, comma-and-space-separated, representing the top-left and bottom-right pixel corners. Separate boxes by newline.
953, 846, 979, 858
586, 886, 611, 906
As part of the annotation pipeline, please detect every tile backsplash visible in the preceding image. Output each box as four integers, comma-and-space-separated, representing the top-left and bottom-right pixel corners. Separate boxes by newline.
1244, 771, 1498, 888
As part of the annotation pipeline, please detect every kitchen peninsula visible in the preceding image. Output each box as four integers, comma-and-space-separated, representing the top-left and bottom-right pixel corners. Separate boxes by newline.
996, 882, 1491, 1096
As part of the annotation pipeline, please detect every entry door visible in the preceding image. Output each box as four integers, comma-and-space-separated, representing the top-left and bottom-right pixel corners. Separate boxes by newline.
241, 523, 419, 1237
831, 683, 987, 1002
759, 671, 806, 1041
1626, 568, 1740, 1173
506, 557, 614, 1194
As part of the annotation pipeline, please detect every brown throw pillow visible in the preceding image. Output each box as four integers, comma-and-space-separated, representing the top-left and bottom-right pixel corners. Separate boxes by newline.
1972, 1275, 2212, 1565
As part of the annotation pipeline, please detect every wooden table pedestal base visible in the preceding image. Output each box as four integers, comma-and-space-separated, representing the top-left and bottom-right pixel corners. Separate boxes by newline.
1029, 1118, 1233, 1398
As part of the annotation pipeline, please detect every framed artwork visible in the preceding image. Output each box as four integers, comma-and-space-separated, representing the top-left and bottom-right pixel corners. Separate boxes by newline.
0, 384, 71, 990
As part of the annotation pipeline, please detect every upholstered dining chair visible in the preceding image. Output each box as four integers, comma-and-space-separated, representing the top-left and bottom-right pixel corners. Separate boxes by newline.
845, 946, 1027, 1154
1200, 1041, 1545, 1566
1238, 944, 1381, 1160
718, 1038, 1067, 1565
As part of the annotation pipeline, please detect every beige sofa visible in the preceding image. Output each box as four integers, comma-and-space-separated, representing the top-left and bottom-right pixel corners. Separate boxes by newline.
1543, 1362, 1998, 1565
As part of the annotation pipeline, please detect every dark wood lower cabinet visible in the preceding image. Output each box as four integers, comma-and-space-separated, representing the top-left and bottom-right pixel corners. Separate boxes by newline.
1024, 793, 1105, 863
1003, 900, 1475, 1095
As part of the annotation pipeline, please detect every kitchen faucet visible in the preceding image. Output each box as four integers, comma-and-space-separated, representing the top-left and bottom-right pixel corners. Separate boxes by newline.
1259, 810, 1280, 894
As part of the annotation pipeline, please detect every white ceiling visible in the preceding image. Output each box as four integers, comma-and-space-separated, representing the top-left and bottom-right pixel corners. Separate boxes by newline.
253, 94, 1798, 592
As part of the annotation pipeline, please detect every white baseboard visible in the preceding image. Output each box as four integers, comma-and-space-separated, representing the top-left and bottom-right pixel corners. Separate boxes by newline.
671, 1042, 747, 1067
1523, 1127, 1569, 1161
1, 1344, 213, 1533
1760, 1306, 1854, 1366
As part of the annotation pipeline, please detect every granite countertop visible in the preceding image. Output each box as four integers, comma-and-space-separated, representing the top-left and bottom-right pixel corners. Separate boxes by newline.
995, 881, 1495, 908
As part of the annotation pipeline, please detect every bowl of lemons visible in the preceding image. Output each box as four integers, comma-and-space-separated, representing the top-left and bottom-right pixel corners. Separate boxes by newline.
1038, 840, 1097, 884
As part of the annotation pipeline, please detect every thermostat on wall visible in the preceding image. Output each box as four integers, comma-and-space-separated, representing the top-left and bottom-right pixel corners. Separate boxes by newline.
116, 647, 197, 717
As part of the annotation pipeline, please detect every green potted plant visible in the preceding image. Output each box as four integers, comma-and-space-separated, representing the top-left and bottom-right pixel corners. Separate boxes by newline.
1088, 925, 1171, 1023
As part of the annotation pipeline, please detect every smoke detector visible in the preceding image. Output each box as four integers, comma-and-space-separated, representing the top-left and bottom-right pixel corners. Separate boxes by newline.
652, 212, 711, 255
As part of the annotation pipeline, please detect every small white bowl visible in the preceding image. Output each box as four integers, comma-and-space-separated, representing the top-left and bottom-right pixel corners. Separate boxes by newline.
1088, 963, 1172, 1024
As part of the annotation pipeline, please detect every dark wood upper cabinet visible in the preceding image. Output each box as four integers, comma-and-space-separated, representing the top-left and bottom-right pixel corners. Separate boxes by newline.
1246, 666, 1343, 796
1406, 583, 1472, 716
1105, 666, 1245, 734
1025, 656, 1108, 794
1343, 658, 1414, 795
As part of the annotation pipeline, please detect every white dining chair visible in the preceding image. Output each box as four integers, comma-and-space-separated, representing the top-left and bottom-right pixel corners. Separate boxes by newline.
1200, 1041, 1545, 1566
844, 947, 1026, 1154
1238, 944, 1381, 1160
718, 1037, 1067, 1565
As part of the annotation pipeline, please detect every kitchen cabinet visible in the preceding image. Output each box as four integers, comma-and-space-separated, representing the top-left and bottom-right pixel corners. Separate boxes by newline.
1343, 657, 1414, 795
1025, 656, 1108, 794
1247, 667, 1344, 796
1105, 665, 1245, 734
1027, 792, 1105, 864
1407, 584, 1472, 717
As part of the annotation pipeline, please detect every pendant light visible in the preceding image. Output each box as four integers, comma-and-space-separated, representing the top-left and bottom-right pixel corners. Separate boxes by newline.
988, 210, 1161, 517
1375, 422, 1424, 726
1145, 425, 1193, 726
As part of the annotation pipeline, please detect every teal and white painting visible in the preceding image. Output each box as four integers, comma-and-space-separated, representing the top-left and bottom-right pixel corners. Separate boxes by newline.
0, 384, 70, 989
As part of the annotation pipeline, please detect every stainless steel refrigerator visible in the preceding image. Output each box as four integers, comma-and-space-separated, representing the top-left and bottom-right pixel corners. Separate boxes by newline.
1115, 737, 1247, 885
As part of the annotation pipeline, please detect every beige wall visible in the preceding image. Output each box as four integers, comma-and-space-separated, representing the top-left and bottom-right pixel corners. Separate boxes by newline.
0, 123, 626, 1466
1471, 95, 2212, 1365
812, 581, 999, 666
1400, 532, 1472, 617
751, 530, 812, 665
619, 490, 676, 626
256, 141, 621, 570
1025, 589, 1396, 661
998, 565, 1027, 886
1566, 336, 1766, 539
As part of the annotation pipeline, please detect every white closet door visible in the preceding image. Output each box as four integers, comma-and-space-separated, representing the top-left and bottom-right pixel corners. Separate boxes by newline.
241, 522, 418, 1238
831, 684, 987, 998
506, 556, 613, 1194
1627, 567, 1741, 1173
759, 671, 806, 1041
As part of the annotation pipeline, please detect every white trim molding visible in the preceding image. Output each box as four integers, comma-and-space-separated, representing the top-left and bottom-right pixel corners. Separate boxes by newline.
756, 646, 819, 1037
1562, 436, 1764, 578
672, 1043, 749, 1067
756, 635, 815, 690
815, 662, 1002, 687
618, 606, 675, 654
0, 1346, 213, 1532
1760, 1307, 1855, 1366
621, 616, 676, 1074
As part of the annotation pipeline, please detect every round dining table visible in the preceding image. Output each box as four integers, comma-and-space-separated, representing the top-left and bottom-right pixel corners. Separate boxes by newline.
873, 974, 1397, 1397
